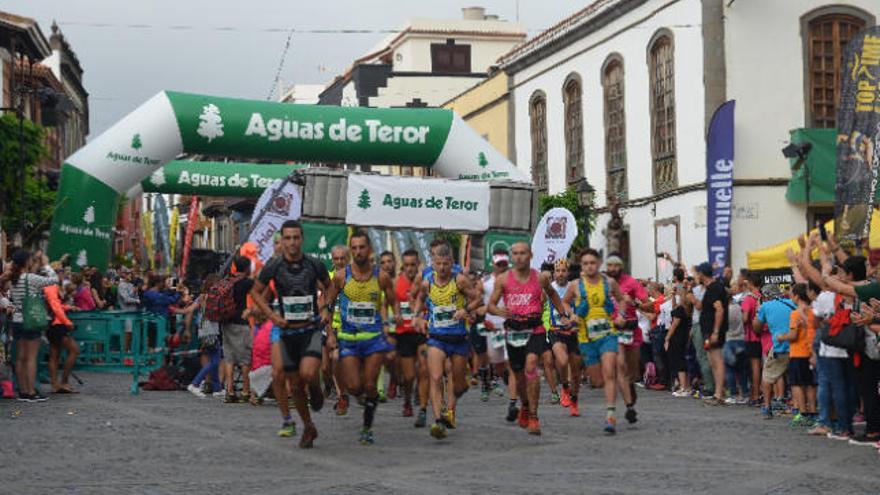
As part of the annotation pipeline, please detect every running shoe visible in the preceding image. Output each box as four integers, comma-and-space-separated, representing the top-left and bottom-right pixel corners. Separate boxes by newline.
625, 407, 638, 424
493, 381, 504, 397
517, 407, 529, 429
672, 389, 692, 398
735, 397, 749, 405
550, 392, 560, 405
308, 385, 324, 412
16, 393, 33, 402
569, 402, 580, 417
414, 409, 427, 428
402, 403, 414, 417
527, 417, 542, 435
648, 383, 666, 391
335, 395, 349, 416
277, 422, 297, 438
506, 403, 519, 423
359, 428, 374, 445
387, 379, 398, 400
760, 407, 773, 420
604, 417, 617, 435
827, 431, 851, 441
480, 390, 490, 402
443, 409, 457, 429
788, 413, 807, 427
31, 392, 48, 402
560, 389, 572, 408
848, 434, 880, 446
211, 390, 226, 398
808, 424, 831, 436
430, 421, 447, 440
299, 423, 318, 449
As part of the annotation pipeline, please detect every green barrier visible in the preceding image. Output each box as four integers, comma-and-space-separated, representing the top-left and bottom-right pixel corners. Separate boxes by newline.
69, 310, 170, 395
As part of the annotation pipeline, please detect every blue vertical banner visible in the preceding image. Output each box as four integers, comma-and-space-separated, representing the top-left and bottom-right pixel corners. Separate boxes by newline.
706, 100, 735, 274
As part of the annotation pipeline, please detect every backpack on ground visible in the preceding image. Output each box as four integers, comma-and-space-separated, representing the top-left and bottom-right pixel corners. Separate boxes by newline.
204, 276, 238, 322
141, 365, 183, 391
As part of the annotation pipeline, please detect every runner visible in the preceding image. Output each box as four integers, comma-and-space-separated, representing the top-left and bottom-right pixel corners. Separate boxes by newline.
563, 248, 628, 434
545, 259, 582, 416
605, 254, 643, 424
412, 243, 481, 439
328, 245, 349, 415
395, 249, 430, 426
482, 248, 519, 421
251, 220, 331, 449
323, 232, 400, 445
469, 271, 492, 402
487, 242, 569, 435
378, 250, 400, 402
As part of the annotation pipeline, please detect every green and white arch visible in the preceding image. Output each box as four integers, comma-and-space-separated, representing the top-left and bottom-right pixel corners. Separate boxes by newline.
48, 91, 528, 269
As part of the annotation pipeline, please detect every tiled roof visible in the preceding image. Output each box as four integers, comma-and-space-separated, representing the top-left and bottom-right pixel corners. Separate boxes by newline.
497, 0, 622, 67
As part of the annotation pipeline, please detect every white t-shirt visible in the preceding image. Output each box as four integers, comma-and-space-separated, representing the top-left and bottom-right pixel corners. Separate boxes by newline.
813, 291, 848, 358
483, 273, 505, 330
659, 298, 674, 329
692, 284, 706, 322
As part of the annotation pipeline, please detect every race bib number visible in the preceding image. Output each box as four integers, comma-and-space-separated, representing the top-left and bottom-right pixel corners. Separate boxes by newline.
506, 330, 531, 347
346, 301, 377, 325
400, 302, 413, 322
618, 329, 634, 345
587, 318, 612, 340
476, 323, 491, 338
282, 296, 314, 322
490, 331, 506, 349
432, 305, 457, 328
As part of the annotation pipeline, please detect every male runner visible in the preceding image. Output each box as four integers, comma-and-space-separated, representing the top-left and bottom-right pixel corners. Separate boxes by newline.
605, 254, 645, 424
562, 248, 627, 434
412, 243, 481, 439
251, 220, 331, 449
483, 249, 518, 420
545, 259, 582, 416
328, 245, 349, 415
487, 242, 568, 435
323, 232, 399, 445
469, 271, 492, 402
395, 249, 430, 425
378, 250, 399, 402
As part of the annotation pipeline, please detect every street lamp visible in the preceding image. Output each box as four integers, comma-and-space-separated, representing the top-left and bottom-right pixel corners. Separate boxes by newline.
575, 178, 595, 248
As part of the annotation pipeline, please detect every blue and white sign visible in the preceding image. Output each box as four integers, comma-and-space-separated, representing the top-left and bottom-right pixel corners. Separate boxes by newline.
706, 100, 735, 274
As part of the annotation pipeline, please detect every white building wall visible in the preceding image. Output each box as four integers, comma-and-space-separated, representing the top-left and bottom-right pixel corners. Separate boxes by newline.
723, 0, 878, 269
511, 0, 705, 202
369, 76, 486, 108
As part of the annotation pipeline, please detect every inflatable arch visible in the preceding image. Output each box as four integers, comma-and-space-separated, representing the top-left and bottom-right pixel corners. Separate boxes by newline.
47, 91, 528, 269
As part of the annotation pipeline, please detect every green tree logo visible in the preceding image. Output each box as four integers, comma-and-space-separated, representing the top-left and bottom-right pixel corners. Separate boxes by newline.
131, 133, 142, 150
478, 152, 488, 168
357, 189, 371, 209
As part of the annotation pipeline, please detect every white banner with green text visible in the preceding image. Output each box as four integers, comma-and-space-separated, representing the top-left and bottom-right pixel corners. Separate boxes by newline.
346, 174, 489, 231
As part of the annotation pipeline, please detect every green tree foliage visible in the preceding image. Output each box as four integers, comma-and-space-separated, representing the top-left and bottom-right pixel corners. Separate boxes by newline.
0, 113, 55, 242
538, 186, 595, 256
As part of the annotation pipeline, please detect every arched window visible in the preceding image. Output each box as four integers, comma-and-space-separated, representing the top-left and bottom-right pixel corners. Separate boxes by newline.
648, 32, 677, 193
563, 74, 584, 184
529, 91, 549, 192
805, 10, 870, 128
603, 56, 627, 200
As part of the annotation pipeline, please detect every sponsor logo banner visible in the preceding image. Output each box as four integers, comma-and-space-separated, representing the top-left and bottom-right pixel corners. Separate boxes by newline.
345, 174, 490, 231
706, 100, 736, 275
531, 207, 577, 269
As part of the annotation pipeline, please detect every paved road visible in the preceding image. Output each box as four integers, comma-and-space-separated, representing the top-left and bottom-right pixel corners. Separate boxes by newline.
2, 372, 878, 494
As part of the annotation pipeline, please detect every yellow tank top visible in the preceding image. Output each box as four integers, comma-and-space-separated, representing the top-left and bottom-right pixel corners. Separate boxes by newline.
330, 270, 342, 331
427, 276, 465, 335
339, 267, 383, 340
576, 277, 616, 343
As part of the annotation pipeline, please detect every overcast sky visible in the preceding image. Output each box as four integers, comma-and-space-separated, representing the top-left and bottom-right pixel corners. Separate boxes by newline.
5, 0, 581, 138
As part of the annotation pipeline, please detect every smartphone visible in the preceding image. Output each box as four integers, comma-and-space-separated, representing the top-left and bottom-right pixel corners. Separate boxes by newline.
169, 277, 179, 287
818, 221, 828, 242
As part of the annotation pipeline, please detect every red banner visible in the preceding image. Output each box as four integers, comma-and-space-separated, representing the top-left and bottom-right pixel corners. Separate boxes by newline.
179, 196, 199, 278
